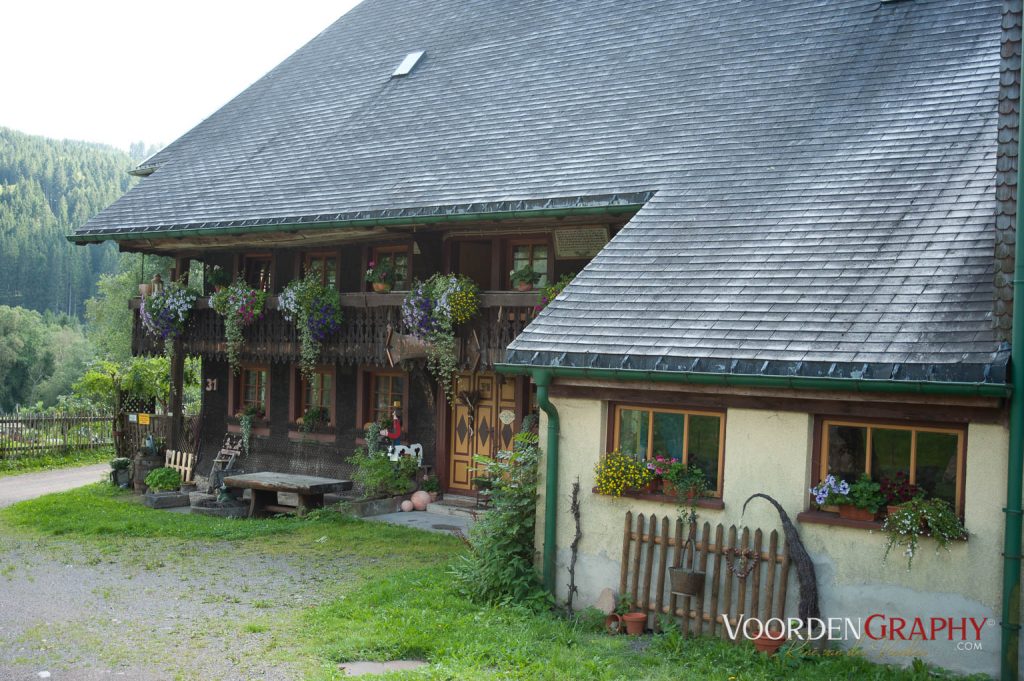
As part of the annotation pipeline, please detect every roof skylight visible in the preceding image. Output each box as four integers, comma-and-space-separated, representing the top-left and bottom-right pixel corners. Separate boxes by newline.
392, 51, 425, 77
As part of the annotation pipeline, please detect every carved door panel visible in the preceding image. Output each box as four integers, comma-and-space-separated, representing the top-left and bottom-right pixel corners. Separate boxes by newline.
449, 373, 476, 491
448, 372, 521, 492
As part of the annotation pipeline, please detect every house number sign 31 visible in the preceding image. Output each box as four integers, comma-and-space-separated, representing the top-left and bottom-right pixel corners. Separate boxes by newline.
205, 378, 218, 392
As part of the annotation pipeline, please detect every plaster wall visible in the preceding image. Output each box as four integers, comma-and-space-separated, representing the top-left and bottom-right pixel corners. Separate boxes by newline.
537, 397, 1014, 676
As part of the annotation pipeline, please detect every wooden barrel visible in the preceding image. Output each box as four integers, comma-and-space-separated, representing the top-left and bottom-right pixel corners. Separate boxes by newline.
133, 453, 164, 493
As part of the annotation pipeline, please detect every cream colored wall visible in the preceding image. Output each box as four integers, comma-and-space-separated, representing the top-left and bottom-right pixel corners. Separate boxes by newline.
538, 397, 1012, 676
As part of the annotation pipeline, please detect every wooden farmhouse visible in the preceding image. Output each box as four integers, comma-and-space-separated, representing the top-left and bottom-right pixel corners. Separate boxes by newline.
71, 1, 1024, 677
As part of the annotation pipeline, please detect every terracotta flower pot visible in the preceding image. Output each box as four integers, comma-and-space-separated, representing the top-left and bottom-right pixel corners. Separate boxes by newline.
606, 612, 647, 635
887, 504, 904, 516
372, 282, 392, 293
753, 630, 787, 655
516, 281, 533, 292
838, 505, 876, 522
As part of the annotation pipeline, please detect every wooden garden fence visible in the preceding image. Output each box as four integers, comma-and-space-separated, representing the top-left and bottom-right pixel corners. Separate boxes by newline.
620, 512, 791, 639
0, 411, 114, 457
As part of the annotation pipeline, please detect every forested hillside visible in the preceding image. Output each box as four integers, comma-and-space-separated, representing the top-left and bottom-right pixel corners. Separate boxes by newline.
0, 127, 140, 316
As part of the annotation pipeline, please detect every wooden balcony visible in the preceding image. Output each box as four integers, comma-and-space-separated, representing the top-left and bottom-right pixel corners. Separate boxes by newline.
132, 292, 538, 369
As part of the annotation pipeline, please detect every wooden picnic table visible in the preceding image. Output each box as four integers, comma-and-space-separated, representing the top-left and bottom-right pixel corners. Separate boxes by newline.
223, 472, 352, 518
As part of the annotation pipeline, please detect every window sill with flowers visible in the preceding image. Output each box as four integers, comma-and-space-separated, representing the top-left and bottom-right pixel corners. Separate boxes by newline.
592, 451, 724, 509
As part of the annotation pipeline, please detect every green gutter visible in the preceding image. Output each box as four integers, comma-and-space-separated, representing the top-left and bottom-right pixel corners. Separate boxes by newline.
1000, 37, 1024, 681
65, 204, 644, 245
495, 364, 1009, 398
531, 370, 560, 593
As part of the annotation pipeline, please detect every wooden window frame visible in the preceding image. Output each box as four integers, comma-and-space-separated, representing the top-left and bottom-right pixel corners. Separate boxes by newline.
302, 251, 340, 289
290, 365, 336, 426
237, 253, 274, 292
355, 368, 412, 432
227, 363, 271, 420
368, 244, 412, 291
812, 416, 966, 514
607, 403, 726, 497
505, 237, 553, 289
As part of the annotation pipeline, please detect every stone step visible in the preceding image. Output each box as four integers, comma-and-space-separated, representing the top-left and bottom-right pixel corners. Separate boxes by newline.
429, 499, 485, 519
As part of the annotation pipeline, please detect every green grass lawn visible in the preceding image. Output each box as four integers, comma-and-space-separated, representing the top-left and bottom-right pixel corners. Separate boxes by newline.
0, 485, 987, 680
0, 446, 113, 478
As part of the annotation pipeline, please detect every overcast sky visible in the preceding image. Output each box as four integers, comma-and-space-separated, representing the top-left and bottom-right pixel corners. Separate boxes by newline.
1, 1, 362, 152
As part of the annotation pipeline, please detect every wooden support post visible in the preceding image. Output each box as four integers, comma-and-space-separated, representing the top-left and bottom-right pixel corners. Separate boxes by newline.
168, 258, 189, 452
169, 336, 185, 451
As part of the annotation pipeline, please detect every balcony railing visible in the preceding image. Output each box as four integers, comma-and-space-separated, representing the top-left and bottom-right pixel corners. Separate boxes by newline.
132, 292, 538, 369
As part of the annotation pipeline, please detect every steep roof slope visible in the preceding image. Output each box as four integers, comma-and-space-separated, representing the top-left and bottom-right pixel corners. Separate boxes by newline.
76, 0, 1006, 382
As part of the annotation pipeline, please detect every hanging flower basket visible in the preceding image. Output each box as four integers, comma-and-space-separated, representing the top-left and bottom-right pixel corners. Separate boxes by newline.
279, 268, 344, 380
140, 282, 198, 341
210, 280, 268, 374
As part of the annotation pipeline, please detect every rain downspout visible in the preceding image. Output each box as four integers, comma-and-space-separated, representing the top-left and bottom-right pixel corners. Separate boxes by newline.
1000, 38, 1024, 681
532, 369, 560, 593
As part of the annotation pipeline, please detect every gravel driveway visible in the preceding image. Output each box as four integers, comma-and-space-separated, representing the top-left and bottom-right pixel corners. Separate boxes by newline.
0, 464, 107, 509
0, 530, 351, 680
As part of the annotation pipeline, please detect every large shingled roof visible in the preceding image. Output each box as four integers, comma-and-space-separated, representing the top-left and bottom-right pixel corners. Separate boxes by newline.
76, 0, 1008, 384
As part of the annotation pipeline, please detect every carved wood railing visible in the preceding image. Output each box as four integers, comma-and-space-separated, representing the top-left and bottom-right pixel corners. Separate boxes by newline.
132, 292, 538, 369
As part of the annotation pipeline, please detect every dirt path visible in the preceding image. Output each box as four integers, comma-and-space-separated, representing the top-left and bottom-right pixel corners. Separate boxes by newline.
0, 464, 108, 509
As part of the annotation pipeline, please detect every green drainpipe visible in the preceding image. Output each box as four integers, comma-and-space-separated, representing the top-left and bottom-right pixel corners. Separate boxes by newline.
531, 369, 560, 593
1001, 40, 1024, 681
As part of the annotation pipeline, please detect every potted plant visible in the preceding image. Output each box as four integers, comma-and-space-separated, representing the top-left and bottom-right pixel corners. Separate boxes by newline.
299, 406, 330, 433
365, 259, 397, 292
880, 471, 920, 515
510, 264, 542, 292
279, 266, 344, 380
534, 272, 575, 312
809, 473, 850, 513
206, 265, 232, 292
665, 462, 708, 523
421, 475, 441, 502
109, 457, 132, 487
644, 455, 670, 494
236, 403, 265, 455
594, 450, 652, 497
882, 497, 967, 569
753, 624, 788, 655
143, 467, 189, 508
605, 594, 647, 635
210, 279, 268, 374
838, 474, 885, 521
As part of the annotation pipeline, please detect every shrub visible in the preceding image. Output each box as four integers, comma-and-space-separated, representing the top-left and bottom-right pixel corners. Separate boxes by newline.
451, 429, 550, 609
144, 467, 181, 492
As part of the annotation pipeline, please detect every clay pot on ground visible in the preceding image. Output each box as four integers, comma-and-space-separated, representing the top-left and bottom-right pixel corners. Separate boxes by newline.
606, 612, 647, 636
410, 490, 431, 511
753, 630, 787, 655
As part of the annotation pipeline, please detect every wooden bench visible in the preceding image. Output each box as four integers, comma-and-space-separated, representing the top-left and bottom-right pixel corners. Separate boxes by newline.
223, 472, 352, 518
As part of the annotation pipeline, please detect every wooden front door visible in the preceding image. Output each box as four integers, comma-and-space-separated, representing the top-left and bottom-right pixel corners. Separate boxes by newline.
448, 371, 518, 491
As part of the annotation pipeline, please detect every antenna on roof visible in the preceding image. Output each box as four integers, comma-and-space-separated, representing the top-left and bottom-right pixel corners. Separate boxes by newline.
392, 51, 425, 77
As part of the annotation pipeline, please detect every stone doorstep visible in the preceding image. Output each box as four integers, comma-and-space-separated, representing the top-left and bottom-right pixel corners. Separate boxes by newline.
427, 501, 481, 520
